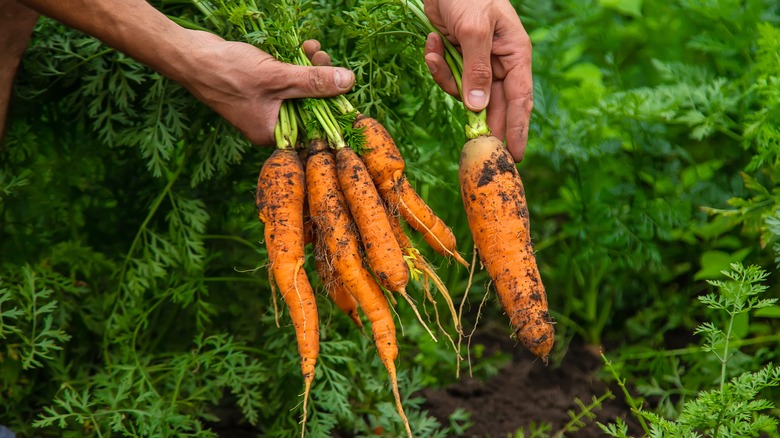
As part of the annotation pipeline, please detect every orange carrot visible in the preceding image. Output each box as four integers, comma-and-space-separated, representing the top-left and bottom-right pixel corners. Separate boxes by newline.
355, 114, 468, 268
459, 136, 554, 362
387, 206, 462, 352
255, 148, 319, 427
305, 139, 412, 437
314, 238, 363, 329
335, 146, 409, 295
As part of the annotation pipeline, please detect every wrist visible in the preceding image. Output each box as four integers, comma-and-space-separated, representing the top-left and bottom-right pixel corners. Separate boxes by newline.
161, 29, 225, 92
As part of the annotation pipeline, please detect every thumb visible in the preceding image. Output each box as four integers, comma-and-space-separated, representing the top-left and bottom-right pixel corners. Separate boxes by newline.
459, 24, 495, 112
276, 63, 355, 99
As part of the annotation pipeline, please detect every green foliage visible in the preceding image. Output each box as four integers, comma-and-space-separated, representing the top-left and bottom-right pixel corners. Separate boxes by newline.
601, 264, 780, 437
3, 0, 780, 435
0, 266, 73, 371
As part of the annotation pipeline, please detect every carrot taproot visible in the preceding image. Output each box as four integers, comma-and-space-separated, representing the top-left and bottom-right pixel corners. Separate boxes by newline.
459, 136, 554, 362
335, 146, 409, 294
305, 139, 412, 438
313, 238, 363, 329
255, 147, 319, 430
354, 114, 468, 268
387, 206, 462, 355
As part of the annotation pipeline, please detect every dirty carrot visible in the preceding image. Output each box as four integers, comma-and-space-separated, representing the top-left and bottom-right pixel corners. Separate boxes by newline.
407, 0, 554, 361
255, 102, 319, 432
335, 145, 409, 294
459, 137, 554, 361
352, 113, 469, 268
305, 138, 412, 438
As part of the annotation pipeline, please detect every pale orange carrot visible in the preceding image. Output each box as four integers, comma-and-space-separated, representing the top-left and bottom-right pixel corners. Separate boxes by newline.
255, 147, 319, 428
355, 114, 468, 268
305, 139, 412, 437
459, 136, 554, 362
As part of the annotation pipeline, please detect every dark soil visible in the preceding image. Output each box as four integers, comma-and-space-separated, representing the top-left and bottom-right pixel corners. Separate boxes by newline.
419, 326, 643, 437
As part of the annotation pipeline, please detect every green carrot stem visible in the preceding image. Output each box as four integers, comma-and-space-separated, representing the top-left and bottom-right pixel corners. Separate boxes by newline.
275, 100, 297, 150
406, 0, 490, 139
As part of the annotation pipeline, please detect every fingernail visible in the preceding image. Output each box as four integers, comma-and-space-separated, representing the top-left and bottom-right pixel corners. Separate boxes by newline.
426, 34, 436, 50
425, 59, 437, 75
334, 69, 352, 89
468, 90, 487, 109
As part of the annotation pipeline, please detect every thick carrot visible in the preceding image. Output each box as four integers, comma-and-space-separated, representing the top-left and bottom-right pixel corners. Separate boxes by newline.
459, 136, 554, 362
305, 139, 412, 437
255, 148, 319, 428
355, 114, 468, 268
335, 146, 409, 294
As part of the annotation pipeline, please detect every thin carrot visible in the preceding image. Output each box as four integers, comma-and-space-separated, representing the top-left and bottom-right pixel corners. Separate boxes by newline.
354, 114, 469, 268
305, 138, 412, 438
387, 207, 462, 355
330, 123, 435, 341
314, 237, 363, 329
459, 136, 554, 362
335, 146, 409, 294
255, 144, 319, 430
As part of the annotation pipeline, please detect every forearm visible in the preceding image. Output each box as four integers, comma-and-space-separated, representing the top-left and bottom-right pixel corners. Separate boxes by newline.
0, 0, 39, 142
18, 0, 198, 85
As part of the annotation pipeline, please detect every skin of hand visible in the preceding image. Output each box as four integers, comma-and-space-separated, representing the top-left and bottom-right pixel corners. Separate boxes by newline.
422, 0, 533, 162
8, 0, 355, 147
0, 0, 39, 143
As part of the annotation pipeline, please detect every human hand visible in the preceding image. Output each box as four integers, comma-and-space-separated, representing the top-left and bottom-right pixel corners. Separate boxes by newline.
180, 31, 354, 147
0, 0, 40, 142
422, 0, 533, 162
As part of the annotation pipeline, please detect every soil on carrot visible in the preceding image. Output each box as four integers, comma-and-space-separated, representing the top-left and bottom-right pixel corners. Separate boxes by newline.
419, 325, 643, 437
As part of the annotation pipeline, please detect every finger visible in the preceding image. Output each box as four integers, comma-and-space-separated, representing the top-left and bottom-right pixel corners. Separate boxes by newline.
273, 62, 355, 99
486, 79, 506, 143
302, 39, 321, 59
503, 64, 533, 162
458, 19, 495, 112
311, 50, 332, 67
424, 33, 460, 98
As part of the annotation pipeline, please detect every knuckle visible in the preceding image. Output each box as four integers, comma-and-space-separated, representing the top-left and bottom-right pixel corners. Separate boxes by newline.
509, 90, 534, 113
306, 69, 329, 93
522, 91, 534, 112
458, 21, 491, 41
469, 62, 492, 84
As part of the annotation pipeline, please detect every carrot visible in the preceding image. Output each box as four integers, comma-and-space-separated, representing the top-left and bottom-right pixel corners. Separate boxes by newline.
255, 146, 319, 430
305, 139, 412, 438
334, 144, 437, 340
405, 0, 554, 361
459, 136, 554, 362
387, 207, 462, 355
313, 237, 363, 329
335, 146, 409, 294
354, 114, 469, 268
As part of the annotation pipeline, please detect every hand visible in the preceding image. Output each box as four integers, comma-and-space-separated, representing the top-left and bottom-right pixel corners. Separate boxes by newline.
15, 0, 356, 148
0, 0, 39, 142
180, 31, 354, 147
423, 0, 533, 162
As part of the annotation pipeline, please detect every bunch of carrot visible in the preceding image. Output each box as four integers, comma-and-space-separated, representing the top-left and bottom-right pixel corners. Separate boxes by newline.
193, 0, 554, 435
253, 28, 467, 437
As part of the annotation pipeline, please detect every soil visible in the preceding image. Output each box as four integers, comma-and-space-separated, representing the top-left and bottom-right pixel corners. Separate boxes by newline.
211, 325, 642, 438
419, 325, 643, 437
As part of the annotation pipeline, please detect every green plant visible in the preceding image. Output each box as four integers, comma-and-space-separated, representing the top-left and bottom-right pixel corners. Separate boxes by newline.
601, 263, 780, 437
